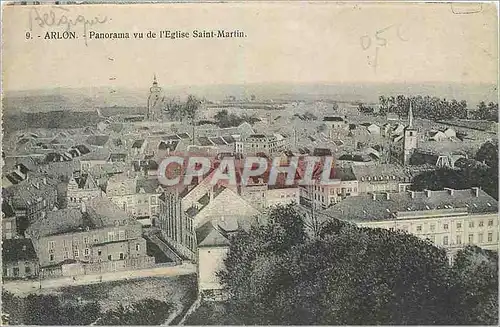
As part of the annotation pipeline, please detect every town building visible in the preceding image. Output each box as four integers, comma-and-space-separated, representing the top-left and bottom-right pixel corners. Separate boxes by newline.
300, 166, 358, 209
237, 133, 287, 156
325, 188, 498, 261
2, 202, 17, 239
25, 197, 154, 277
196, 220, 230, 301
2, 238, 39, 279
66, 173, 102, 208
105, 172, 163, 222
158, 170, 260, 260
352, 164, 412, 194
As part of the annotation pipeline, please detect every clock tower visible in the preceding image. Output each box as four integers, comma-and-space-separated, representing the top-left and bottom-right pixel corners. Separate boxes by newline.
147, 75, 163, 120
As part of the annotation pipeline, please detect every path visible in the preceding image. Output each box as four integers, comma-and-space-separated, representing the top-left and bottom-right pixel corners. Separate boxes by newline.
3, 263, 196, 295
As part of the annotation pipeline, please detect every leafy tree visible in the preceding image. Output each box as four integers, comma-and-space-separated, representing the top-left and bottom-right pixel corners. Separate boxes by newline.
1, 292, 100, 325
97, 299, 173, 325
451, 246, 498, 325
476, 139, 498, 170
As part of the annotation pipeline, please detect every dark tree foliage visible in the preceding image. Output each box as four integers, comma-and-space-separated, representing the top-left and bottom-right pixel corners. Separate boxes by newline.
97, 299, 173, 325
473, 101, 498, 122
2, 292, 100, 325
358, 103, 375, 114
217, 207, 498, 325
211, 109, 260, 128
164, 95, 201, 121
411, 140, 498, 200
378, 95, 468, 120
451, 246, 499, 325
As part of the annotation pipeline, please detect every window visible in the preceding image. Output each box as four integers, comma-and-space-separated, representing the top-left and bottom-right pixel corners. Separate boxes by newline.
488, 220, 494, 227
84, 237, 89, 244
468, 234, 474, 244
479, 221, 484, 227
469, 221, 474, 228
74, 249, 79, 257
416, 225, 422, 232
456, 235, 462, 245
64, 251, 69, 259
443, 223, 449, 230
430, 224, 435, 232
456, 222, 462, 229
135, 244, 140, 251
108, 232, 115, 242
13, 267, 19, 277
25, 266, 31, 275
488, 233, 493, 242
48, 241, 55, 250
84, 248, 90, 256
478, 233, 483, 243
118, 230, 125, 240
49, 254, 55, 261
98, 250, 102, 256
119, 253, 124, 260
443, 236, 448, 245
5, 222, 11, 229
108, 255, 112, 261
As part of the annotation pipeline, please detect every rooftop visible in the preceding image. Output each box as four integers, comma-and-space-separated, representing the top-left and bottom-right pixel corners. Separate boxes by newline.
326, 188, 498, 223
2, 238, 38, 263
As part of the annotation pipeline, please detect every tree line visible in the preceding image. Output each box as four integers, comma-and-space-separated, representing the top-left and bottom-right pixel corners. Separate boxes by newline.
186, 204, 499, 325
378, 95, 468, 120
472, 101, 498, 122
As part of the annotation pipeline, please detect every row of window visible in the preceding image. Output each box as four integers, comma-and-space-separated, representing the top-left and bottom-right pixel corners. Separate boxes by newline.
414, 219, 495, 233
49, 244, 141, 262
47, 231, 128, 250
431, 232, 496, 246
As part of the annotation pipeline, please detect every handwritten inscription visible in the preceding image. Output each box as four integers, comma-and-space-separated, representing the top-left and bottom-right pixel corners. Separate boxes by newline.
360, 24, 408, 72
28, 6, 108, 45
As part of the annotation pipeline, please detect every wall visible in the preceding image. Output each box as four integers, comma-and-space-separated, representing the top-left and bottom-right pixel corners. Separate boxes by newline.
198, 246, 229, 292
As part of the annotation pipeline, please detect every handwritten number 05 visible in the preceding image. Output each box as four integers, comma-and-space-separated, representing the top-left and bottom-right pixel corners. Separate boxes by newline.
360, 30, 388, 50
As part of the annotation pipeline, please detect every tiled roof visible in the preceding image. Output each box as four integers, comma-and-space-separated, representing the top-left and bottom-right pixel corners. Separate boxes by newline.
326, 188, 498, 223
352, 164, 410, 180
27, 208, 89, 238
2, 238, 38, 263
86, 196, 135, 227
136, 178, 162, 194
131, 139, 145, 148
86, 135, 110, 147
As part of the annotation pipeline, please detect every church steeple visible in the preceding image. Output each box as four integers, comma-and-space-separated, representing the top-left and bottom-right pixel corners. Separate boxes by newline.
147, 74, 162, 120
408, 100, 414, 128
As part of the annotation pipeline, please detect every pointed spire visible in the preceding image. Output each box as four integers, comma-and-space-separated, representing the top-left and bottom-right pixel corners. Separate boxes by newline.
408, 100, 413, 128
153, 74, 158, 86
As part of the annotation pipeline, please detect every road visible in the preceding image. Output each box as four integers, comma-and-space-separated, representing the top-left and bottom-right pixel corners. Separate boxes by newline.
3, 263, 196, 295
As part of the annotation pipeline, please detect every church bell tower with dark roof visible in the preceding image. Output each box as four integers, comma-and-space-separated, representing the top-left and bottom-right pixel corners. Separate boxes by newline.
147, 75, 163, 120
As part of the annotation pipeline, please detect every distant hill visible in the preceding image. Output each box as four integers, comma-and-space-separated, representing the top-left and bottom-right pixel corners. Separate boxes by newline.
2, 111, 103, 134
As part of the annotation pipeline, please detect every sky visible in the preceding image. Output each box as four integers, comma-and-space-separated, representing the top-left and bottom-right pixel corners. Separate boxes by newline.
2, 2, 498, 91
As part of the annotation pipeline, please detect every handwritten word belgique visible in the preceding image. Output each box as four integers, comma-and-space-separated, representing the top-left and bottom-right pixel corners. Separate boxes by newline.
28, 6, 108, 46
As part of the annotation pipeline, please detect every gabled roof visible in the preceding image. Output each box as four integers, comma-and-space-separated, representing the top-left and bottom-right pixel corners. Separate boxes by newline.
2, 239, 38, 263
196, 221, 230, 247
131, 139, 145, 148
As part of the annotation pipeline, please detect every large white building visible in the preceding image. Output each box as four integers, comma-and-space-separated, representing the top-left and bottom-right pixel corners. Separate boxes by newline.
326, 187, 498, 261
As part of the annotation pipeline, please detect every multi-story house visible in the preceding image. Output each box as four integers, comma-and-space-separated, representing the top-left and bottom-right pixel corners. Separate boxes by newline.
66, 173, 102, 208
238, 133, 287, 156
300, 166, 359, 209
3, 175, 58, 235
352, 164, 412, 194
326, 187, 498, 262
2, 238, 39, 279
2, 202, 17, 239
158, 171, 260, 260
25, 197, 154, 275
105, 172, 163, 220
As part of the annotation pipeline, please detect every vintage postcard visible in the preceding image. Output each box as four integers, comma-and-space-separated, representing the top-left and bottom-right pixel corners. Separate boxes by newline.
1, 1, 498, 325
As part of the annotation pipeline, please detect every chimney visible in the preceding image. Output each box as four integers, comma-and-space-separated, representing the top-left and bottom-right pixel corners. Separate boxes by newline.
471, 187, 480, 197
371, 193, 376, 200
444, 187, 454, 196
425, 189, 432, 198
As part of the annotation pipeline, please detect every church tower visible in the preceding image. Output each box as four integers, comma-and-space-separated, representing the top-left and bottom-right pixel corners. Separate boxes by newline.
147, 75, 163, 120
403, 101, 417, 165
